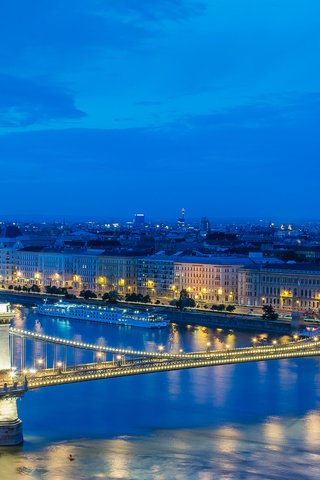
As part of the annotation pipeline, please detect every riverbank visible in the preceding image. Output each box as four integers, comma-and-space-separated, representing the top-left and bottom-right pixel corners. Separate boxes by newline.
0, 290, 296, 334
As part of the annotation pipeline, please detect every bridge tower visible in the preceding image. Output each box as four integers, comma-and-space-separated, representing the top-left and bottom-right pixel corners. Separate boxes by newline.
0, 304, 23, 446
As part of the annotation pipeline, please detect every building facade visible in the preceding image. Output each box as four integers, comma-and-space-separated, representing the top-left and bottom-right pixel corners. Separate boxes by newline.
173, 257, 248, 304
10, 248, 139, 294
137, 255, 251, 303
137, 257, 175, 298
238, 264, 320, 312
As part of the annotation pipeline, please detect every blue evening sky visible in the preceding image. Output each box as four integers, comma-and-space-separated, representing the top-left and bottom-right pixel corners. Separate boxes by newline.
0, 0, 319, 222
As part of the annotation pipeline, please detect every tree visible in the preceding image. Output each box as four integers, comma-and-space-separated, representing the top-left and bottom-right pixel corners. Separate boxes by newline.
211, 304, 226, 311
45, 286, 68, 295
125, 292, 150, 303
102, 290, 120, 303
175, 289, 196, 310
226, 305, 236, 312
30, 284, 41, 293
262, 304, 279, 321
125, 292, 138, 302
79, 289, 97, 300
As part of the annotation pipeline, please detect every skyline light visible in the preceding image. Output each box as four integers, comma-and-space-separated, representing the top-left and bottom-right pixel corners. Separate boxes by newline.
0, 1, 319, 220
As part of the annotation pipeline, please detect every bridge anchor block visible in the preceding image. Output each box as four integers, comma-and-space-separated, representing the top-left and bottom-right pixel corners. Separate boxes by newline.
0, 396, 23, 445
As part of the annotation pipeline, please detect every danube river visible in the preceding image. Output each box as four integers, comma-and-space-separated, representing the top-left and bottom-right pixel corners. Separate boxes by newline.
1, 304, 320, 479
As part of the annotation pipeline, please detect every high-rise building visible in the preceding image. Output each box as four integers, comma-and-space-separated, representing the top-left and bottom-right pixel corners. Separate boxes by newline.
177, 208, 186, 229
200, 217, 210, 233
133, 213, 145, 230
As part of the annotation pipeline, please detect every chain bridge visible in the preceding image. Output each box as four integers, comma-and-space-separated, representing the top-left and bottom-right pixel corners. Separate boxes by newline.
1, 308, 320, 445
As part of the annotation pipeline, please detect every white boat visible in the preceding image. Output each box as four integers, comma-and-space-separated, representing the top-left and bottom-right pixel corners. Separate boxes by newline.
36, 301, 169, 328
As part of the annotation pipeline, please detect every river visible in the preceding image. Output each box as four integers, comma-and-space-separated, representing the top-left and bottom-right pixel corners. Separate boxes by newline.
0, 304, 320, 479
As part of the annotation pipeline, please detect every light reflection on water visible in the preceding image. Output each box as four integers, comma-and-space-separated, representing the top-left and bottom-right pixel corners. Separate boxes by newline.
0, 305, 320, 479
1, 417, 320, 479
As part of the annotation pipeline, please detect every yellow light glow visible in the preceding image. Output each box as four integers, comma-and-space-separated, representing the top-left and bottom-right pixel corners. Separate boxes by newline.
218, 288, 223, 295
280, 290, 292, 297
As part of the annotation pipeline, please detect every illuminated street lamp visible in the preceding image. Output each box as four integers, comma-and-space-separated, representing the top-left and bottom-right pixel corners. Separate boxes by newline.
116, 355, 122, 366
37, 358, 44, 368
272, 339, 278, 346
206, 341, 211, 352
158, 345, 164, 353
97, 352, 102, 362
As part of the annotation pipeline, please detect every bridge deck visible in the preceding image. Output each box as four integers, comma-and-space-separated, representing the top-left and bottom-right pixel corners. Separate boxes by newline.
1, 339, 318, 392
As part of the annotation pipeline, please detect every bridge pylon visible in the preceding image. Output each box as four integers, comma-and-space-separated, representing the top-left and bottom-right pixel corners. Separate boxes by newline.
0, 304, 23, 446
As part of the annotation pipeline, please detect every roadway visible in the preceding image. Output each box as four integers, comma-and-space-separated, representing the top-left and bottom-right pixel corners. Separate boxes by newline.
9, 338, 320, 391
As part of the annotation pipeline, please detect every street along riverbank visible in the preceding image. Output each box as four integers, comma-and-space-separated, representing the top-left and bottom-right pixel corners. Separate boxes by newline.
0, 290, 296, 334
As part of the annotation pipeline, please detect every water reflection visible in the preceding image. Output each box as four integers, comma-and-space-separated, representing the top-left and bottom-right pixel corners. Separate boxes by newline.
304, 412, 320, 448
1, 305, 320, 479
264, 416, 284, 451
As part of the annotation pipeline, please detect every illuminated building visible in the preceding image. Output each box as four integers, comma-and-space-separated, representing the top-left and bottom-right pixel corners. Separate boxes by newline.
137, 257, 175, 298
11, 248, 139, 294
133, 213, 145, 230
138, 255, 251, 303
174, 257, 248, 304
238, 263, 320, 311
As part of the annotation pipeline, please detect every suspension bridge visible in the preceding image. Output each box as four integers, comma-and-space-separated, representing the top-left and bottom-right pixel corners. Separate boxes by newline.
1, 305, 320, 445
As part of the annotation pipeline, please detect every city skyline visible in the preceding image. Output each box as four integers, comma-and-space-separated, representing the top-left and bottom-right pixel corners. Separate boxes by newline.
0, 211, 319, 225
0, 1, 319, 219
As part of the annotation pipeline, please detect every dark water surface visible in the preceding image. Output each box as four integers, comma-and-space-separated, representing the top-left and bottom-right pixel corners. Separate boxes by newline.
1, 305, 320, 479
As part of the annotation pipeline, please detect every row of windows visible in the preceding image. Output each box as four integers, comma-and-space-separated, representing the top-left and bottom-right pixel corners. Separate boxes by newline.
262, 276, 320, 285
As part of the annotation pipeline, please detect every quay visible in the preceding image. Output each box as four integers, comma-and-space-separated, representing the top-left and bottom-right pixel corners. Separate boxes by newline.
0, 291, 311, 335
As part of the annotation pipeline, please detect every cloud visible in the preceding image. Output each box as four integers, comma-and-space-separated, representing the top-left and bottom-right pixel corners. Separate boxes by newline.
0, 2, 151, 71
0, 74, 85, 127
0, 91, 319, 167
106, 0, 206, 21
0, 91, 318, 219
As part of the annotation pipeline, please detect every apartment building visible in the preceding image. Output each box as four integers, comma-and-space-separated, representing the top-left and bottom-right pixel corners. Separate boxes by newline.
137, 255, 252, 303
238, 263, 320, 312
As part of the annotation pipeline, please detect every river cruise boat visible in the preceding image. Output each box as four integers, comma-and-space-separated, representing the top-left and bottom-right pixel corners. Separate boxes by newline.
36, 301, 169, 328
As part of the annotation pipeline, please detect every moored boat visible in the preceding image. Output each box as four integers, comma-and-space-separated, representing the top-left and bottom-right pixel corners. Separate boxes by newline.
36, 301, 169, 328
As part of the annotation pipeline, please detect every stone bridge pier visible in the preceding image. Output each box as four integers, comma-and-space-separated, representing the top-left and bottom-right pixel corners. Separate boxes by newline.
0, 306, 23, 446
